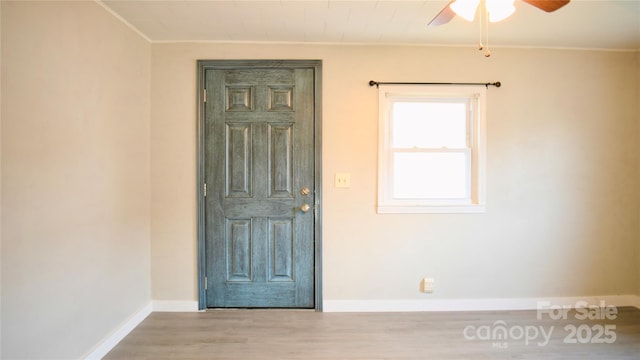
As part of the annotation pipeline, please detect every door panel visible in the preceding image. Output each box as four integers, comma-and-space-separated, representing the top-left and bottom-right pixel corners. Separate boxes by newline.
204, 66, 315, 308
226, 124, 252, 197
269, 124, 293, 197
226, 219, 252, 282
269, 218, 294, 281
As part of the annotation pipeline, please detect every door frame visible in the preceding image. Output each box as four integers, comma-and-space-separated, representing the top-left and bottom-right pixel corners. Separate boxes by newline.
196, 60, 323, 311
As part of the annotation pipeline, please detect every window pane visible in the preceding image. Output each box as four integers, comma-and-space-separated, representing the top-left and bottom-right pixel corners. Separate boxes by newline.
392, 102, 467, 148
393, 153, 467, 199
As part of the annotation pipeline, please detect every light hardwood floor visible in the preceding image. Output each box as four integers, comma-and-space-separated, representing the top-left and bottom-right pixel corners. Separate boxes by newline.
105, 307, 640, 359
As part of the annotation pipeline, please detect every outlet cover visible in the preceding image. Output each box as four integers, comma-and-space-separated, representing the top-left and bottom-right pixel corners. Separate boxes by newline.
421, 278, 434, 293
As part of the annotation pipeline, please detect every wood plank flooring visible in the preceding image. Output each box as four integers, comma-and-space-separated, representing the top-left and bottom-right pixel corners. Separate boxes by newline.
105, 307, 640, 359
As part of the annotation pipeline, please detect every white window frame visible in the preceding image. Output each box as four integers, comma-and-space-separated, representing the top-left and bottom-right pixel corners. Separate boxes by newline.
377, 85, 486, 214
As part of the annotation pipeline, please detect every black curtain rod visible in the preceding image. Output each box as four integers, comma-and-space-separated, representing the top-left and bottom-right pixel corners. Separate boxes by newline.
369, 80, 501, 88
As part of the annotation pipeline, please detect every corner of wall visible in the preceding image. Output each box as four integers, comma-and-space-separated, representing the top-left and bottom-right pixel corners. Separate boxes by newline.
83, 303, 152, 360
637, 50, 640, 301
0, 0, 3, 356
93, 0, 152, 43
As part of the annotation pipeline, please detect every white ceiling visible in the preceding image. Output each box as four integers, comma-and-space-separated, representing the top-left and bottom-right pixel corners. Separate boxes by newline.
101, 0, 640, 50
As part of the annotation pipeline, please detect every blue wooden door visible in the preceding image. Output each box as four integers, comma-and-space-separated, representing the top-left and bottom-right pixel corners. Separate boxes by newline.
204, 66, 316, 308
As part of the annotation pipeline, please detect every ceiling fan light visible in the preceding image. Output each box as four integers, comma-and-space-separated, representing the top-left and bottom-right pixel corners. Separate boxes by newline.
451, 0, 480, 21
486, 0, 516, 22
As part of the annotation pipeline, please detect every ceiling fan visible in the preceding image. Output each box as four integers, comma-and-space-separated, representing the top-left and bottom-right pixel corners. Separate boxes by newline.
428, 0, 570, 27
428, 0, 570, 57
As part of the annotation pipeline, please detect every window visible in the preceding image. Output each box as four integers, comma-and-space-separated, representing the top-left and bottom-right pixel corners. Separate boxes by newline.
377, 85, 486, 213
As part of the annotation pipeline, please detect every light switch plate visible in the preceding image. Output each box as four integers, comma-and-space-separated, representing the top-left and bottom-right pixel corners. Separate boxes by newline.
335, 173, 351, 188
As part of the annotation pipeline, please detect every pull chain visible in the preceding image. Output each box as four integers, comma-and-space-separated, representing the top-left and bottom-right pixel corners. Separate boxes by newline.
478, 5, 484, 51
477, 0, 491, 58
484, 8, 491, 58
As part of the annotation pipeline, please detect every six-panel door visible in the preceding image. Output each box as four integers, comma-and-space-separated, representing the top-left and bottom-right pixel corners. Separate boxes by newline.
205, 68, 315, 308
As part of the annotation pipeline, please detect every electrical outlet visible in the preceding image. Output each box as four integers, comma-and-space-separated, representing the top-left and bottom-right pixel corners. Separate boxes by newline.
421, 278, 434, 293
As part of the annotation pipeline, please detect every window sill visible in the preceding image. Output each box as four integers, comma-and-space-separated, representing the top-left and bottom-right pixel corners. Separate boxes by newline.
377, 204, 486, 214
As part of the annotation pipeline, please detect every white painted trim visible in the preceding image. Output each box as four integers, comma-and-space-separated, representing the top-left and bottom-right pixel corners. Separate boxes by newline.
150, 40, 639, 52
152, 300, 199, 312
83, 302, 152, 360
94, 0, 152, 43
323, 295, 640, 313
83, 301, 198, 359
376, 85, 487, 214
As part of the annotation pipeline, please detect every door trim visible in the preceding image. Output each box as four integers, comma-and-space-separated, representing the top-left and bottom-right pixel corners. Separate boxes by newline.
196, 60, 323, 311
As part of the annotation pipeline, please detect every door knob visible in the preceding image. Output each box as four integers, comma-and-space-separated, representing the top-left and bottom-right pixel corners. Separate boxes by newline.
300, 187, 311, 196
300, 203, 311, 213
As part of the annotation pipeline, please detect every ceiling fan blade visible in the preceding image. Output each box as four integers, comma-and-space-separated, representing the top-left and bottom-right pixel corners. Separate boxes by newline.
428, 1, 456, 27
521, 0, 570, 12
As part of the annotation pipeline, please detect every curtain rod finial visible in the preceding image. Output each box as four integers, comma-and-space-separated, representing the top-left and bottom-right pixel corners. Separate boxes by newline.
369, 80, 379, 87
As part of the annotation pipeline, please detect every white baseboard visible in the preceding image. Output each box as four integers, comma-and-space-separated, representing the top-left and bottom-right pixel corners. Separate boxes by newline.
83, 301, 198, 359
323, 295, 640, 313
83, 302, 152, 360
152, 300, 199, 312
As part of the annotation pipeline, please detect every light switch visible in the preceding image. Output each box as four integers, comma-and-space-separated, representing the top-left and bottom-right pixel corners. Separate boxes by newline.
335, 173, 351, 188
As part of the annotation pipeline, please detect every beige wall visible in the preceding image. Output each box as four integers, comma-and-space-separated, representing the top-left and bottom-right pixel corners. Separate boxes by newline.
1, 0, 638, 354
1, 1, 151, 358
151, 43, 639, 302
